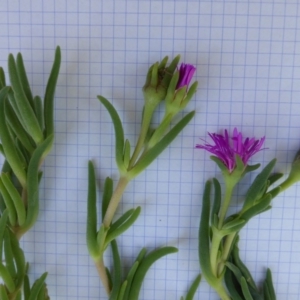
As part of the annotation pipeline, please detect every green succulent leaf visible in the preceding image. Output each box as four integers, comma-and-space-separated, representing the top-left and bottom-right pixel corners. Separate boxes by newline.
109, 240, 122, 300
0, 87, 27, 187
102, 177, 113, 221
129, 111, 195, 178
199, 181, 216, 285
44, 46, 61, 138
105, 207, 141, 245
128, 247, 178, 300
185, 274, 201, 300
86, 161, 99, 258
243, 159, 276, 211
98, 96, 125, 174
8, 54, 43, 144
28, 272, 48, 300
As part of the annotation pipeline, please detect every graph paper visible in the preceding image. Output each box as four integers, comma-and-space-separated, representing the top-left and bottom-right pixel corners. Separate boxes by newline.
0, 0, 300, 299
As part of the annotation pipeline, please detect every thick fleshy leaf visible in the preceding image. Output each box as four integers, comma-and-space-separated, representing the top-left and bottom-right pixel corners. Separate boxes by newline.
128, 247, 178, 300
185, 274, 201, 300
28, 272, 48, 300
211, 178, 221, 225
24, 135, 54, 230
105, 207, 141, 245
98, 96, 125, 173
199, 181, 216, 285
86, 161, 99, 258
44, 46, 61, 138
109, 240, 122, 300
8, 54, 43, 144
0, 263, 15, 293
0, 87, 27, 187
129, 111, 195, 178
243, 159, 276, 211
16, 53, 34, 109
1, 173, 26, 226
102, 177, 113, 221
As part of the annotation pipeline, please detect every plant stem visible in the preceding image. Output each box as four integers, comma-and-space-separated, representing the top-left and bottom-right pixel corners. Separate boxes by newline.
210, 228, 223, 277
95, 258, 111, 295
218, 180, 236, 229
102, 176, 129, 228
218, 232, 237, 276
129, 105, 154, 168
214, 280, 231, 300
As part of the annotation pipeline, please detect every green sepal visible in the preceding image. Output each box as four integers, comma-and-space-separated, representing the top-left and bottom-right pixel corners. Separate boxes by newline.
127, 246, 178, 300
184, 274, 201, 300
105, 207, 141, 245
86, 161, 99, 258
210, 156, 228, 173
102, 177, 113, 221
244, 163, 261, 174
243, 159, 276, 211
109, 240, 122, 300
129, 111, 195, 178
8, 54, 43, 144
161, 55, 180, 87
98, 96, 125, 174
44, 46, 61, 138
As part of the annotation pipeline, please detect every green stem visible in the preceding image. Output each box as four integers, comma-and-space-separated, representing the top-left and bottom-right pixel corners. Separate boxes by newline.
95, 258, 111, 295
129, 105, 154, 168
218, 180, 236, 229
214, 280, 231, 300
218, 232, 237, 276
210, 228, 223, 277
102, 176, 129, 228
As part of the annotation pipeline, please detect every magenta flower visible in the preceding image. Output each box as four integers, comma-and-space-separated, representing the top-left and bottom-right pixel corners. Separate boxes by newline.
176, 63, 196, 89
196, 128, 265, 172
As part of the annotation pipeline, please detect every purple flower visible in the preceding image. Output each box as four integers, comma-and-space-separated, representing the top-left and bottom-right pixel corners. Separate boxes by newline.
176, 63, 196, 89
196, 128, 265, 172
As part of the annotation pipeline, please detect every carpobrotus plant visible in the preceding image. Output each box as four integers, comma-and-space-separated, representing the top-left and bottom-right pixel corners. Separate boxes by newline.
196, 128, 300, 300
86, 57, 198, 299
0, 47, 61, 299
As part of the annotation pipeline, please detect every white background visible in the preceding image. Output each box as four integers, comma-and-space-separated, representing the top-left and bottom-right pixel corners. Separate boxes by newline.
0, 1, 300, 299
